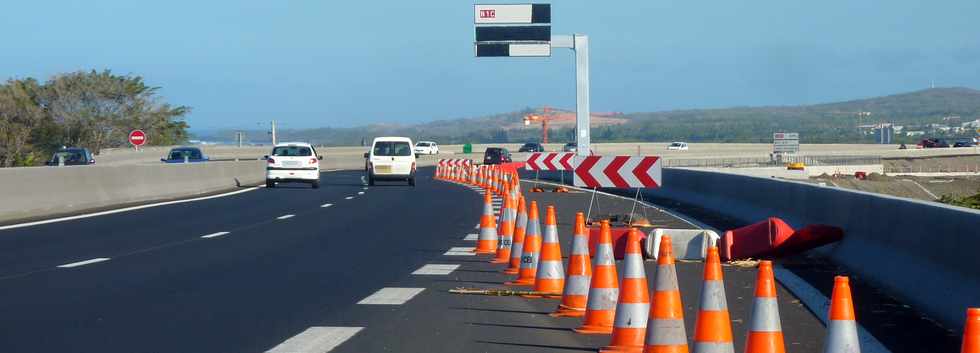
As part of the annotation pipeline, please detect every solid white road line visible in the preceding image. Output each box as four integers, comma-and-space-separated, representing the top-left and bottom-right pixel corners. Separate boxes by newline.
58, 258, 110, 268
345, 196, 354, 200
265, 326, 363, 353
463, 233, 478, 241
444, 247, 476, 256
357, 191, 364, 195
474, 224, 479, 229
321, 203, 333, 208
0, 187, 259, 231
201, 231, 230, 239
357, 287, 425, 305
277, 214, 295, 220
412, 264, 460, 275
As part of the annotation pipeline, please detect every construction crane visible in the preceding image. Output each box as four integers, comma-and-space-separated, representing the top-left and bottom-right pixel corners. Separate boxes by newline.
523, 107, 554, 144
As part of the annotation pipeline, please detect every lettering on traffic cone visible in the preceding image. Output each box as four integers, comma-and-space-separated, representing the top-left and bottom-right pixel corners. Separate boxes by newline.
601, 228, 650, 352
506, 201, 541, 286
575, 220, 620, 334
491, 190, 515, 264
552, 212, 592, 317
693, 246, 734, 353
964, 308, 980, 353
744, 260, 785, 353
643, 235, 689, 353
822, 276, 860, 353
527, 205, 565, 297
503, 196, 528, 274
473, 190, 499, 254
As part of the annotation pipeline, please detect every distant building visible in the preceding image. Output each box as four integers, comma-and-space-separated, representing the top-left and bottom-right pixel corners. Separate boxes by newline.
961, 119, 980, 128
874, 124, 894, 144
906, 130, 926, 137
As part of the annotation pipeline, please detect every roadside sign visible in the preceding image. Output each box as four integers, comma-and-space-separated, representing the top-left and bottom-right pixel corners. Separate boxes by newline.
474, 3, 551, 57
773, 132, 799, 153
129, 130, 147, 147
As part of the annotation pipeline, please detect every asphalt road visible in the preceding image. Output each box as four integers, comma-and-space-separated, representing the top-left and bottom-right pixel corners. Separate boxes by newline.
0, 168, 831, 353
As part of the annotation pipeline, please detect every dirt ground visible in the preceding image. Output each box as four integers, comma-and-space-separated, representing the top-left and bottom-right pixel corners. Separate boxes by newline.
884, 154, 980, 173
811, 173, 980, 202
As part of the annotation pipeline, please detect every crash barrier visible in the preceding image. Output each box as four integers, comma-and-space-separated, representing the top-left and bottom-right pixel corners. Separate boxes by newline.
537, 167, 980, 331
0, 161, 265, 224
645, 228, 720, 260
720, 217, 844, 260
664, 154, 882, 168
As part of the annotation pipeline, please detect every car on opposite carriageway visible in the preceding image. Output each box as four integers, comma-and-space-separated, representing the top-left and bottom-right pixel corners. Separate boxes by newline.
161, 147, 208, 163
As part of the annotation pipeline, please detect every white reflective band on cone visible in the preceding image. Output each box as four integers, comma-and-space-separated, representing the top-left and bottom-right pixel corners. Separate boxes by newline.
536, 260, 564, 279
564, 275, 591, 295
699, 280, 728, 311
571, 235, 590, 254
654, 265, 680, 291
594, 244, 616, 266
693, 342, 736, 353
586, 287, 619, 310
646, 319, 688, 345
823, 320, 860, 353
748, 298, 783, 332
613, 302, 651, 328
622, 254, 646, 278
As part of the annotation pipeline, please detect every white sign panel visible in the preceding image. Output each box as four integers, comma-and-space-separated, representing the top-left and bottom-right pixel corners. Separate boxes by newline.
773, 132, 799, 140
773, 132, 800, 153
475, 4, 533, 24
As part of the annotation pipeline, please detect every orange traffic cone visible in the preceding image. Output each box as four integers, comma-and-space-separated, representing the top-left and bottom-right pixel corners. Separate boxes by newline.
552, 212, 592, 317
528, 205, 564, 297
506, 201, 541, 286
491, 190, 515, 264
964, 308, 980, 353
601, 228, 650, 353
473, 190, 499, 254
822, 276, 860, 353
693, 246, 734, 353
744, 260, 785, 353
575, 220, 620, 334
642, 235, 689, 353
503, 196, 527, 274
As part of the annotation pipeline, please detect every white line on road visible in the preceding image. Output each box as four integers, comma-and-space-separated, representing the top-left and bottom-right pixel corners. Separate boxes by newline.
463, 234, 478, 241
277, 214, 295, 220
201, 231, 230, 239
357, 191, 364, 195
362, 187, 369, 190
357, 287, 425, 305
58, 258, 110, 268
265, 326, 363, 353
412, 264, 460, 275
474, 224, 479, 229
345, 196, 354, 200
321, 203, 333, 208
444, 247, 476, 256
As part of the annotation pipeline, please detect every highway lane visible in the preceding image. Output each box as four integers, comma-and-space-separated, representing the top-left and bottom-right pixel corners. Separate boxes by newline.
0, 169, 480, 352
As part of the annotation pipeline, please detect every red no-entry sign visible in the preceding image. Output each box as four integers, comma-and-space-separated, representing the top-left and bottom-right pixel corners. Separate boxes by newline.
129, 130, 147, 147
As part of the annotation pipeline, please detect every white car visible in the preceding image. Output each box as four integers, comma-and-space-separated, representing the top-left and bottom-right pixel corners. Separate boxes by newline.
366, 137, 417, 186
667, 142, 689, 151
265, 142, 321, 188
414, 141, 439, 155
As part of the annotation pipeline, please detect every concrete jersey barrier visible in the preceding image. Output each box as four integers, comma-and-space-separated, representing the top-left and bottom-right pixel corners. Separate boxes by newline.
644, 228, 719, 260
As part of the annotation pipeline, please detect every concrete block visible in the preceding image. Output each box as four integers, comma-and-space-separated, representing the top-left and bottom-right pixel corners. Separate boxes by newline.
644, 228, 720, 260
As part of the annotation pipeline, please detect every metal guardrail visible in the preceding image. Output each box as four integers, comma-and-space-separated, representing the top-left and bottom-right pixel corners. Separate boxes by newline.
664, 155, 882, 168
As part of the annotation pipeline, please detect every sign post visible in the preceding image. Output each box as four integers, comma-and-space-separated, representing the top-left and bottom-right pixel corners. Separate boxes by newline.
474, 4, 592, 157
129, 130, 147, 151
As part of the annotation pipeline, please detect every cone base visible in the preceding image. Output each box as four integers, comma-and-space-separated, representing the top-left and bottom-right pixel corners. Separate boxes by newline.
502, 268, 519, 274
550, 308, 586, 318
489, 258, 509, 264
573, 325, 614, 335
599, 345, 643, 353
472, 249, 496, 255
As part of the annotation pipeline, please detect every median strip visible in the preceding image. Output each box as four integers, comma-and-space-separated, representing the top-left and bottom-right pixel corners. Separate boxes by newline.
265, 326, 363, 353
57, 258, 110, 268
357, 287, 425, 305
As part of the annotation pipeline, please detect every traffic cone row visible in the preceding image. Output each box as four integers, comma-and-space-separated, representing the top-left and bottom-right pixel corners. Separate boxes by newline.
576, 220, 620, 334
552, 212, 592, 317
473, 190, 498, 254
530, 205, 565, 297
507, 201, 541, 286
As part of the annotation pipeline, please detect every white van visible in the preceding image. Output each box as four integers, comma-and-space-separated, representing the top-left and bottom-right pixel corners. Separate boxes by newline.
265, 142, 321, 189
365, 137, 416, 186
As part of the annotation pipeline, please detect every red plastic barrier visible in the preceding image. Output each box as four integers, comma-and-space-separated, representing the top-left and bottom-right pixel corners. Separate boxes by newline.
771, 224, 844, 257
719, 217, 794, 260
587, 226, 646, 260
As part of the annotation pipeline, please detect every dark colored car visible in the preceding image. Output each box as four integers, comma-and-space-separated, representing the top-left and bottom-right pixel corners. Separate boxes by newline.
161, 147, 209, 163
45, 147, 95, 166
483, 147, 512, 165
920, 138, 950, 148
518, 142, 544, 152
953, 140, 976, 148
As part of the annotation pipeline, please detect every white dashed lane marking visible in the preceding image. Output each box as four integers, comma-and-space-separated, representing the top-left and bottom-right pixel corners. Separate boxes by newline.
57, 258, 110, 268
357, 287, 425, 305
345, 196, 354, 200
463, 234, 478, 241
357, 192, 364, 195
321, 203, 333, 208
265, 326, 363, 353
277, 214, 295, 220
412, 264, 460, 275
444, 247, 476, 256
201, 231, 230, 239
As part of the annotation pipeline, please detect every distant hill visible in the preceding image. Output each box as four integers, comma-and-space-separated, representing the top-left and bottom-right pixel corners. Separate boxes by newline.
196, 87, 980, 145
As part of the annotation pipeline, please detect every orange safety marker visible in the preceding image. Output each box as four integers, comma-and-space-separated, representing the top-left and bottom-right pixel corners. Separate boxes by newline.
491, 189, 515, 264
527, 205, 565, 297
822, 276, 860, 353
552, 212, 592, 317
503, 196, 528, 274
575, 220, 620, 334
601, 228, 650, 353
642, 235, 689, 353
506, 201, 541, 286
693, 246, 734, 353
964, 308, 980, 353
473, 190, 499, 254
743, 260, 785, 353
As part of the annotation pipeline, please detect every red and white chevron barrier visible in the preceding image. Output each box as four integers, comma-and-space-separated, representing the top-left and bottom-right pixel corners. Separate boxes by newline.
438, 159, 472, 167
573, 156, 662, 188
524, 152, 575, 171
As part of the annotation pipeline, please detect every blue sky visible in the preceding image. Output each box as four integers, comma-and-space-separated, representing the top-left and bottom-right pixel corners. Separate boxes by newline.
3, 0, 979, 130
